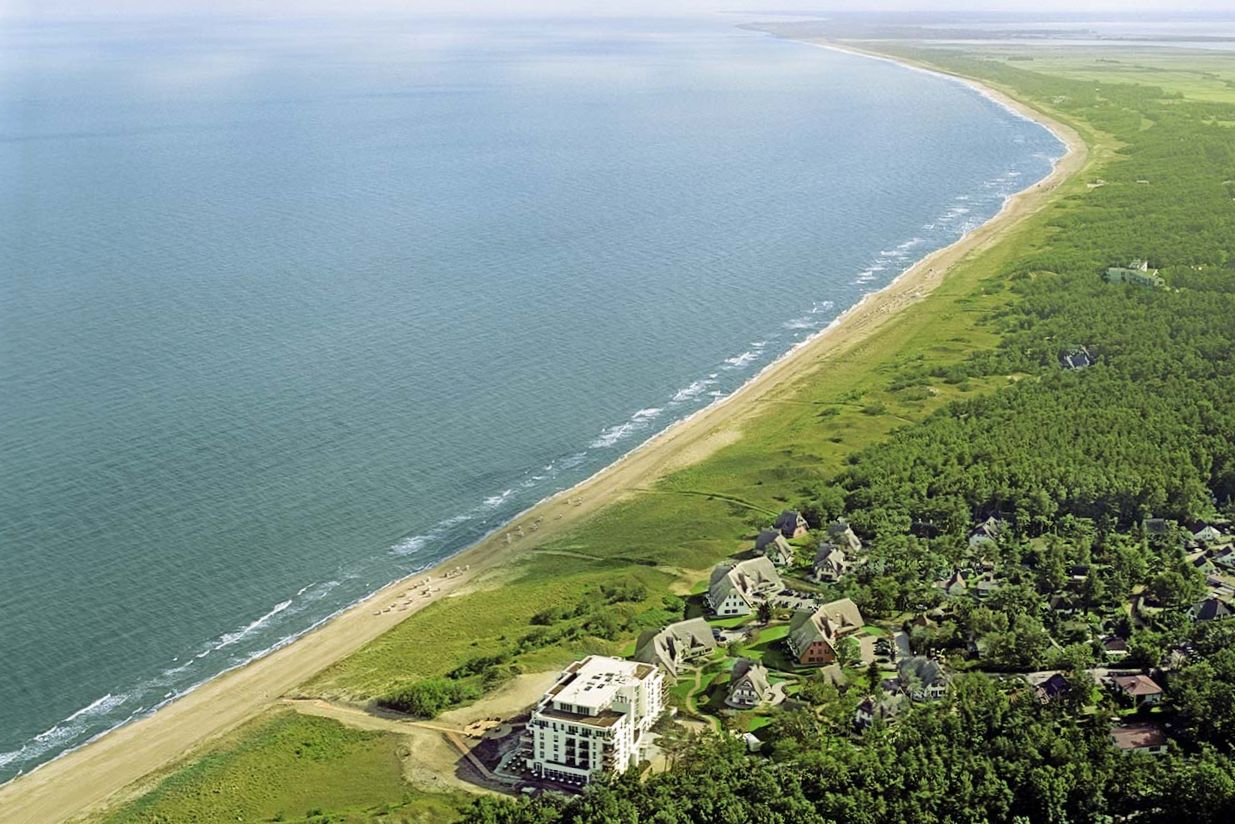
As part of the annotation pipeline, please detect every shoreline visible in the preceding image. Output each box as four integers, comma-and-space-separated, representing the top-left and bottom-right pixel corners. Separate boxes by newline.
0, 42, 1087, 824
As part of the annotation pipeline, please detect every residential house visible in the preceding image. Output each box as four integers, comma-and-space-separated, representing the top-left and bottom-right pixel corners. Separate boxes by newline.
1142, 518, 1171, 538
786, 597, 871, 667
1193, 525, 1224, 545
526, 656, 664, 785
968, 516, 1006, 548
774, 510, 809, 539
725, 659, 775, 709
939, 570, 968, 597
707, 557, 784, 617
1060, 346, 1093, 370
898, 656, 950, 701
811, 543, 848, 583
1111, 722, 1168, 756
755, 530, 795, 567
855, 693, 910, 729
974, 575, 1001, 599
1110, 673, 1164, 707
632, 617, 717, 676
1192, 596, 1232, 623
1212, 548, 1235, 571
1101, 636, 1130, 661
1034, 672, 1071, 703
1048, 594, 1079, 616
1104, 260, 1163, 287
827, 520, 863, 554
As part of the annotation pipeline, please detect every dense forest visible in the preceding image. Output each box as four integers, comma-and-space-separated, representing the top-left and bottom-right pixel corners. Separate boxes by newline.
461, 44, 1235, 824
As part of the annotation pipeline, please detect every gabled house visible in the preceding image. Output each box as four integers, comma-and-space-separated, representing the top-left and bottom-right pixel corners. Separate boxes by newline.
1060, 346, 1093, 370
725, 659, 775, 709
811, 543, 848, 583
774, 510, 809, 539
755, 530, 795, 567
1111, 722, 1168, 756
633, 617, 717, 676
968, 516, 1006, 548
1192, 596, 1232, 623
855, 693, 909, 729
786, 598, 870, 667
1101, 635, 1130, 661
974, 575, 1000, 599
1034, 672, 1071, 702
939, 570, 968, 597
1212, 548, 1235, 571
898, 656, 950, 701
1110, 673, 1163, 707
1142, 518, 1171, 538
706, 557, 784, 617
1193, 525, 1224, 545
826, 520, 863, 554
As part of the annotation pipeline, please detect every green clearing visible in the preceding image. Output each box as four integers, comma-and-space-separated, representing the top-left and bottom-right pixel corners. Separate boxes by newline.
966, 46, 1235, 106
99, 710, 468, 824
100, 42, 1235, 824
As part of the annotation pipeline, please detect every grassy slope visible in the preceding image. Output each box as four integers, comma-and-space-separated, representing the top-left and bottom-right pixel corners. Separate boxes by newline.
100, 41, 1202, 823
98, 710, 469, 824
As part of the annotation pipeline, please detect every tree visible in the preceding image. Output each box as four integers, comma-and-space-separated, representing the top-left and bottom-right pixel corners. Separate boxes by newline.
834, 635, 862, 669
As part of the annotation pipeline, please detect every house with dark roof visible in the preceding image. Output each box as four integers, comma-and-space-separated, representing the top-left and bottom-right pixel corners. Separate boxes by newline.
632, 617, 717, 676
1034, 672, 1071, 702
826, 520, 863, 554
811, 543, 848, 583
939, 570, 968, 597
968, 516, 1006, 548
725, 659, 775, 709
774, 510, 809, 539
898, 656, 950, 701
755, 529, 795, 567
1060, 345, 1094, 370
1192, 596, 1232, 623
786, 598, 870, 667
1212, 548, 1235, 571
1101, 635, 1130, 660
1111, 722, 1168, 755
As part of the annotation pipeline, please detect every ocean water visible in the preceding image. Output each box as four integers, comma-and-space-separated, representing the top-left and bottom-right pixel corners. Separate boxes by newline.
0, 13, 1062, 782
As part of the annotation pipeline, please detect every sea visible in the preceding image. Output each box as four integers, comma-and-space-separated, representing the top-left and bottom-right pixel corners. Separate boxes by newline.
0, 12, 1062, 783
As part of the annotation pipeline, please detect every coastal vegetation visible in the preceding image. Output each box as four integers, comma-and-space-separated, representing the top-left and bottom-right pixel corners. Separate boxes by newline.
96, 41, 1235, 824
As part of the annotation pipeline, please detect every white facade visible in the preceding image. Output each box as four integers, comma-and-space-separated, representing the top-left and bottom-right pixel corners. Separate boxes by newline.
527, 655, 664, 785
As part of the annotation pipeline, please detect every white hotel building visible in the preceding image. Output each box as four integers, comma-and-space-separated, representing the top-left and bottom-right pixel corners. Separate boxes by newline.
526, 655, 665, 784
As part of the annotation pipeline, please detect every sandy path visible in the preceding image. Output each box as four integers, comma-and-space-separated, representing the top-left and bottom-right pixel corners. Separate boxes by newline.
0, 46, 1086, 824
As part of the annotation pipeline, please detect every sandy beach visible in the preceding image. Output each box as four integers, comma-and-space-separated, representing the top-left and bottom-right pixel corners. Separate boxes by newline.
0, 43, 1086, 824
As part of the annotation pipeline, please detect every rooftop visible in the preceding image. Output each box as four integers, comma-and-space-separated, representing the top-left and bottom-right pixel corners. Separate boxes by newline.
1112, 722, 1167, 751
547, 655, 655, 712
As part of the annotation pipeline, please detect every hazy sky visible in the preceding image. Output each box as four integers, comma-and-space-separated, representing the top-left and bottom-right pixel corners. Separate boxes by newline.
6, 0, 1235, 19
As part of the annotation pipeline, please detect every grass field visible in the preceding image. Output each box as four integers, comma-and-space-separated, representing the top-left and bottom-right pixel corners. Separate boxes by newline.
99, 711, 469, 824
96, 40, 1221, 824
964, 46, 1235, 106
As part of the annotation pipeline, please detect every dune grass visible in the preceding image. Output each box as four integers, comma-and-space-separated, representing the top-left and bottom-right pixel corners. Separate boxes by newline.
99, 710, 468, 824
